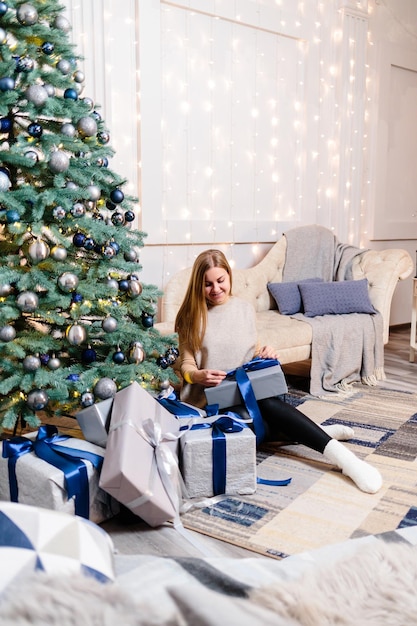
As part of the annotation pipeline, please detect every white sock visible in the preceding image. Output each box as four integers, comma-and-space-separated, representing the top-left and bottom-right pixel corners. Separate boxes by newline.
323, 439, 382, 494
320, 424, 354, 441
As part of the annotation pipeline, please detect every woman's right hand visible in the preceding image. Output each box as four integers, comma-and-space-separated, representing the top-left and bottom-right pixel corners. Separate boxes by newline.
192, 369, 227, 387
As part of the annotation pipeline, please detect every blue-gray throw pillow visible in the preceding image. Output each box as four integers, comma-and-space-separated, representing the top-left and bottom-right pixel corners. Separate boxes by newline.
268, 278, 323, 315
299, 279, 376, 317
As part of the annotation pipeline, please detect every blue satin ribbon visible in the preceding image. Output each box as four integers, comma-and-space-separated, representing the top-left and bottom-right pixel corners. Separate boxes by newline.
257, 476, 292, 487
226, 357, 280, 378
2, 425, 104, 519
158, 394, 219, 418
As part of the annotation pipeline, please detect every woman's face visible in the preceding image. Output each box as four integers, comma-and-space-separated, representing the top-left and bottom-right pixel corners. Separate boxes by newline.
204, 266, 231, 306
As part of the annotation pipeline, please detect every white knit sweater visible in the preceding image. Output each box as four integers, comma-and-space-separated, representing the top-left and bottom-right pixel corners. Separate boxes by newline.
179, 296, 257, 408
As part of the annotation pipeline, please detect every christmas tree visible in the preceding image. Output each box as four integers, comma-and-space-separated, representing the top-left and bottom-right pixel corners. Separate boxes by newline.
0, 0, 177, 433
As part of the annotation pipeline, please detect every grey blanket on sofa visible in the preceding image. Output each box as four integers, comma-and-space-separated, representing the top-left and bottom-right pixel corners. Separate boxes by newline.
283, 225, 385, 396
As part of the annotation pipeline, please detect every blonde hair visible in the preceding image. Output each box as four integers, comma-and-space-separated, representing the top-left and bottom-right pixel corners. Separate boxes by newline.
175, 249, 233, 354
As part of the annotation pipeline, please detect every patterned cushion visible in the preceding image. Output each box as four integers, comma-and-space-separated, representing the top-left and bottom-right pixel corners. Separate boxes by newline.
299, 279, 376, 317
267, 278, 323, 315
0, 502, 115, 596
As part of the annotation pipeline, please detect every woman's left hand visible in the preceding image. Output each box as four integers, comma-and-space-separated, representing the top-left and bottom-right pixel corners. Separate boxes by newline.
257, 345, 280, 361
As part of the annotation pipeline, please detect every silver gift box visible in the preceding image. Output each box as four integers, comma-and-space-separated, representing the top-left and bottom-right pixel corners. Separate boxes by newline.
76, 398, 113, 447
204, 364, 288, 409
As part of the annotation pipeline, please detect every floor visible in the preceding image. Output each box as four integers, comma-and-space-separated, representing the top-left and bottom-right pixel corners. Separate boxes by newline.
100, 324, 417, 559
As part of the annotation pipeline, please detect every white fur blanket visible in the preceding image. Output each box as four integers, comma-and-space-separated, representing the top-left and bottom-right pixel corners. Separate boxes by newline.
283, 225, 385, 396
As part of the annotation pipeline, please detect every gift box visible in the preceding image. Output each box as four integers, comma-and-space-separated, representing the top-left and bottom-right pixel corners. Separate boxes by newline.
0, 427, 118, 524
0, 501, 115, 595
99, 381, 182, 527
76, 397, 113, 447
204, 363, 288, 409
180, 415, 257, 498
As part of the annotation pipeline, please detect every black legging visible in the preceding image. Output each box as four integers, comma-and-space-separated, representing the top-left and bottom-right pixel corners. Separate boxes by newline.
226, 396, 331, 453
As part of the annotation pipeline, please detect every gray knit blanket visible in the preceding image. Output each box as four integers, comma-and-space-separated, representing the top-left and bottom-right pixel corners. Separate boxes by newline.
283, 225, 385, 397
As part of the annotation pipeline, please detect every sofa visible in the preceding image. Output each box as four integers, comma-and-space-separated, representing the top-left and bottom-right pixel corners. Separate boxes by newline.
155, 226, 413, 368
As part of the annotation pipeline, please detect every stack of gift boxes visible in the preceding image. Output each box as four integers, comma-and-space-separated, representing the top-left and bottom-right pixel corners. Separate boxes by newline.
0, 362, 288, 527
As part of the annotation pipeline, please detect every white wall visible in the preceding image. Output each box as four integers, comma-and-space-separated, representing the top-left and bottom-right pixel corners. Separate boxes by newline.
64, 0, 417, 325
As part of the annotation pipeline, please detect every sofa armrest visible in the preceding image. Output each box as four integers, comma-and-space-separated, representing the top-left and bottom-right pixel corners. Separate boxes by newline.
351, 248, 413, 343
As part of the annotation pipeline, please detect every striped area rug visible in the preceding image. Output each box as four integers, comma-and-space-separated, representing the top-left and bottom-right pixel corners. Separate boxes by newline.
180, 385, 417, 559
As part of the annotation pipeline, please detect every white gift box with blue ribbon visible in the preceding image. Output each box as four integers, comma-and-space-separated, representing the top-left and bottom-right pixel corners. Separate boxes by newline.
204, 359, 288, 410
179, 415, 257, 499
0, 426, 118, 524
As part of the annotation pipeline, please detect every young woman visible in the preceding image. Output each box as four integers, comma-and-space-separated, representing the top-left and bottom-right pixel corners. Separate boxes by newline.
175, 249, 382, 494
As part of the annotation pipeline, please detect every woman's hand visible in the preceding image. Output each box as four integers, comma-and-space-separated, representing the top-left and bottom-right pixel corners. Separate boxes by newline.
257, 345, 280, 361
192, 369, 227, 387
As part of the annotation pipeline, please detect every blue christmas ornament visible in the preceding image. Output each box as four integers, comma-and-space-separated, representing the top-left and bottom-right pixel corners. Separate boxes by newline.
109, 241, 120, 254
83, 237, 95, 251
82, 347, 97, 364
41, 42, 54, 55
6, 210, 19, 223
110, 188, 124, 204
0, 117, 11, 132
39, 353, 50, 366
67, 373, 80, 382
118, 279, 129, 292
0, 77, 15, 91
112, 350, 125, 364
106, 200, 116, 211
64, 88, 78, 100
73, 232, 86, 247
124, 210, 135, 222
71, 292, 83, 303
28, 122, 42, 138
0, 3, 8, 17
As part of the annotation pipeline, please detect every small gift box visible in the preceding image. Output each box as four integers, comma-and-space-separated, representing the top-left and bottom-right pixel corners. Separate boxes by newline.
180, 415, 257, 498
204, 360, 288, 409
0, 426, 118, 524
99, 381, 182, 528
76, 397, 113, 447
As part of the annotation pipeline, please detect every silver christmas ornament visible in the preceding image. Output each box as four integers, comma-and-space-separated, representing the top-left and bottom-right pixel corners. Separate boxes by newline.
23, 355, 41, 371
51, 246, 67, 261
71, 202, 85, 217
25, 84, 48, 107
82, 97, 94, 110
43, 83, 55, 96
0, 28, 6, 44
47, 356, 61, 370
128, 280, 142, 298
106, 278, 119, 291
66, 323, 87, 345
0, 170, 11, 191
128, 341, 146, 364
57, 59, 71, 75
58, 272, 79, 292
17, 3, 38, 25
87, 184, 101, 201
0, 325, 16, 342
0, 283, 12, 297
102, 245, 116, 259
53, 15, 71, 32
61, 122, 76, 137
77, 116, 97, 137
28, 239, 50, 264
53, 205, 66, 219
26, 388, 49, 411
102, 316, 118, 332
81, 391, 94, 407
49, 150, 69, 173
94, 377, 117, 400
73, 70, 85, 83
24, 149, 39, 162
160, 379, 170, 390
66, 181, 78, 189
16, 291, 38, 312
124, 249, 137, 262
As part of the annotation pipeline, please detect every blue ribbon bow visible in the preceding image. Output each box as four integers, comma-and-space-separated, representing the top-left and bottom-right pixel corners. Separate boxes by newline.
158, 393, 219, 418
2, 425, 104, 519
